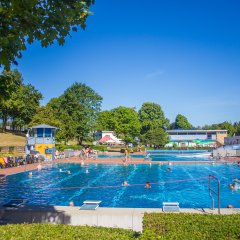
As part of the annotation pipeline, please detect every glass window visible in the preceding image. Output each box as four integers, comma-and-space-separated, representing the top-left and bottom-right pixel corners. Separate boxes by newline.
45, 128, 52, 137
37, 128, 43, 137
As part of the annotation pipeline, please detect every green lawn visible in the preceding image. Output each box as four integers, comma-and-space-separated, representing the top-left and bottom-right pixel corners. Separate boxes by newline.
1, 213, 240, 240
0, 132, 25, 146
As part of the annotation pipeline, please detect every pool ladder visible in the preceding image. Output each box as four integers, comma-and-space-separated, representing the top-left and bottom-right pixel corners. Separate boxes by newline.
208, 175, 221, 214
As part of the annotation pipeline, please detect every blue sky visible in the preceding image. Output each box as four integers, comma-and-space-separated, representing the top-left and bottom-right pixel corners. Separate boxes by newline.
15, 0, 240, 126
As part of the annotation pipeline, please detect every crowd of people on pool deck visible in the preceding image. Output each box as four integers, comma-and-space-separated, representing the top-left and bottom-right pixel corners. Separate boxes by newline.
0, 155, 44, 169
79, 146, 98, 159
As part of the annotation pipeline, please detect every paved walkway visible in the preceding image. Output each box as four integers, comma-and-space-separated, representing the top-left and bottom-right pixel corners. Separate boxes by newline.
0, 206, 239, 232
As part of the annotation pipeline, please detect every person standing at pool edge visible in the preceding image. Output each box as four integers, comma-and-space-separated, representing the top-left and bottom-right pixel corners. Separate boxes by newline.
124, 149, 128, 163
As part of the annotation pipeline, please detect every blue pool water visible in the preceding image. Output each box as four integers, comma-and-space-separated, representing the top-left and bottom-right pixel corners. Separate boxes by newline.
1, 163, 240, 208
98, 154, 211, 162
147, 150, 208, 154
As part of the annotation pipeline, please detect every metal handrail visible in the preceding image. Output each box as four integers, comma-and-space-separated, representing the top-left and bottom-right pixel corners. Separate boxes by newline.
208, 175, 221, 214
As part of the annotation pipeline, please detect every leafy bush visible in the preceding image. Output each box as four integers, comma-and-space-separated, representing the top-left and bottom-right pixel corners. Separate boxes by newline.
9, 146, 15, 153
120, 148, 127, 153
107, 149, 121, 152
0, 224, 138, 240
89, 145, 107, 152
142, 213, 240, 240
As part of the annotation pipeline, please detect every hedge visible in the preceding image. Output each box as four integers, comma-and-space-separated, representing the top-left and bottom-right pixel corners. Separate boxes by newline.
89, 145, 108, 152
0, 224, 138, 240
141, 213, 240, 240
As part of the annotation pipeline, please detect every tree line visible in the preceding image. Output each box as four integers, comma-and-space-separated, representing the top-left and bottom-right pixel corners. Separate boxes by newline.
1, 69, 240, 147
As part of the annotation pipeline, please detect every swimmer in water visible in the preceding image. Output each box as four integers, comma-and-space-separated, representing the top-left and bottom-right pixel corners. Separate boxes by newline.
145, 154, 150, 159
233, 178, 240, 182
59, 168, 63, 172
67, 170, 71, 174
86, 169, 89, 174
122, 180, 129, 186
167, 167, 172, 172
229, 182, 239, 191
145, 182, 151, 189
29, 172, 33, 177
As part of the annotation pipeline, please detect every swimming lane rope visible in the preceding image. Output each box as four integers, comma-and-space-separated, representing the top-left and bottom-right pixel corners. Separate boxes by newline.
0, 176, 212, 191
46, 176, 210, 191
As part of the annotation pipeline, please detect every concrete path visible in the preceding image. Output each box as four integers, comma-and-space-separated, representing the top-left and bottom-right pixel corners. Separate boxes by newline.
1, 206, 240, 232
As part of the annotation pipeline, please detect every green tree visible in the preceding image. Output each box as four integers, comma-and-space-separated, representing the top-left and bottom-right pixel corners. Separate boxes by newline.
96, 110, 115, 131
234, 122, 240, 136
29, 106, 62, 128
0, 70, 42, 131
10, 84, 42, 130
138, 102, 169, 135
0, 0, 94, 70
144, 127, 169, 148
28, 105, 73, 143
0, 70, 22, 102
46, 97, 76, 143
58, 82, 102, 144
138, 102, 169, 145
111, 106, 141, 144
218, 121, 235, 136
202, 121, 235, 136
175, 114, 192, 129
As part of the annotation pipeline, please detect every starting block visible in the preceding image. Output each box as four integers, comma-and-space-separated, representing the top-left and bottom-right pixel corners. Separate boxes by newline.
80, 200, 102, 210
162, 202, 180, 212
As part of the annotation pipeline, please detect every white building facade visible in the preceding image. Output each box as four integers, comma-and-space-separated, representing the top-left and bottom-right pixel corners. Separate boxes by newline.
165, 129, 227, 148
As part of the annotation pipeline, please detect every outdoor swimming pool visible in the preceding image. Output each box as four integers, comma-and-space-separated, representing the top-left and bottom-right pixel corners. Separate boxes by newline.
1, 163, 240, 209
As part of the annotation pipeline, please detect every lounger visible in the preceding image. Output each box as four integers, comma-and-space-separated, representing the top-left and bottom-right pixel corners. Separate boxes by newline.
80, 200, 102, 210
162, 202, 180, 212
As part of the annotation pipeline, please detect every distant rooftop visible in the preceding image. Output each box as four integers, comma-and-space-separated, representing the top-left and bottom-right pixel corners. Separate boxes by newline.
167, 129, 227, 133
30, 124, 58, 129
